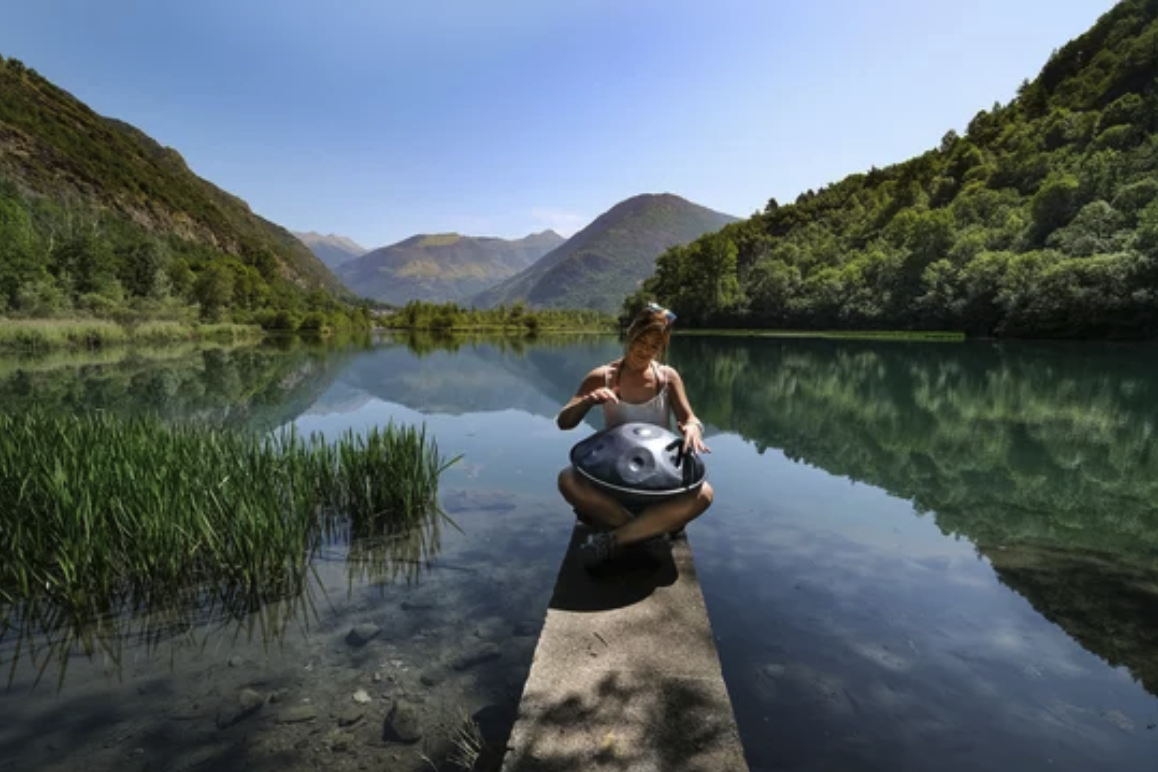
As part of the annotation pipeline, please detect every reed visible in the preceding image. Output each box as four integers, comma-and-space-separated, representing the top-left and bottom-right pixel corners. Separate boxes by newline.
0, 319, 129, 351
0, 318, 265, 352
0, 411, 460, 687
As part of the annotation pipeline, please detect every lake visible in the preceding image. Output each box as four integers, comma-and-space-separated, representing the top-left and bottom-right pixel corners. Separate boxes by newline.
1, 332, 1157, 771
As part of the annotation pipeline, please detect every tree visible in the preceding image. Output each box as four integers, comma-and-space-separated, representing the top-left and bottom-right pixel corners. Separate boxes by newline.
1030, 174, 1081, 244
194, 264, 234, 320
0, 195, 44, 310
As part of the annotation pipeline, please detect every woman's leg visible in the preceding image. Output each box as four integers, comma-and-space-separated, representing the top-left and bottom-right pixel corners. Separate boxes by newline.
611, 482, 713, 548
558, 467, 634, 530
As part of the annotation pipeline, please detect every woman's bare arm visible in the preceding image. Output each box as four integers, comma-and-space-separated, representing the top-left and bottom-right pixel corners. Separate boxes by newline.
664, 366, 709, 452
556, 367, 615, 430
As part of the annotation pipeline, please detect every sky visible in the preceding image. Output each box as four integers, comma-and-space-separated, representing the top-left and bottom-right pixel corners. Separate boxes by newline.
1, 0, 1120, 251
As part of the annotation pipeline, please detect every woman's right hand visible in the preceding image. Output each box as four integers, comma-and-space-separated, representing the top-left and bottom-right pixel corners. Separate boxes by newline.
583, 387, 619, 405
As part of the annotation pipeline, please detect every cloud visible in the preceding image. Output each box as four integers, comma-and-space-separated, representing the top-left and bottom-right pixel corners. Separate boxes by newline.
529, 208, 587, 237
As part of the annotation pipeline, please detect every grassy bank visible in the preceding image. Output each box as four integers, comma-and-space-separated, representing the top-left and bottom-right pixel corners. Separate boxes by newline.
0, 318, 265, 352
0, 411, 459, 684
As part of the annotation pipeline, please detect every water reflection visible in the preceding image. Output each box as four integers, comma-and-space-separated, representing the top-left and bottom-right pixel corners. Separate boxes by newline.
672, 337, 1158, 560
0, 334, 372, 431
3, 332, 1158, 771
665, 336, 1158, 703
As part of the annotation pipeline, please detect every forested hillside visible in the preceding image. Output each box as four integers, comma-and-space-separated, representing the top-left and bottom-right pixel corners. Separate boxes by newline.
0, 55, 368, 331
638, 0, 1158, 338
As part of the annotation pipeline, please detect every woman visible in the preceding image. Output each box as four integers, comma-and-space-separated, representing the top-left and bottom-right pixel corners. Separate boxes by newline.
556, 302, 713, 569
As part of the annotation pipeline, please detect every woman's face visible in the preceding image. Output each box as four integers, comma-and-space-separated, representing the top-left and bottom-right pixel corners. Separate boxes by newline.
626, 331, 664, 369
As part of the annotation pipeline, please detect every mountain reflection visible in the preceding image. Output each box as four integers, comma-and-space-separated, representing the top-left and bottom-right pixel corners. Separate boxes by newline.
344, 332, 1158, 697
7, 332, 1158, 697
668, 335, 1158, 697
312, 332, 621, 427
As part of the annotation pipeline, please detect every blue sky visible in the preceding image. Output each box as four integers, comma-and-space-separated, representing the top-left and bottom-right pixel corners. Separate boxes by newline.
2, 0, 1119, 250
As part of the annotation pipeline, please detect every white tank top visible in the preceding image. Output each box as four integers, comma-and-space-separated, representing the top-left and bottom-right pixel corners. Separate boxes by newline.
601, 360, 672, 430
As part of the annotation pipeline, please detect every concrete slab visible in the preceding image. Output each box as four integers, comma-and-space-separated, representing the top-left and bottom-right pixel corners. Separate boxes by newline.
502, 527, 749, 772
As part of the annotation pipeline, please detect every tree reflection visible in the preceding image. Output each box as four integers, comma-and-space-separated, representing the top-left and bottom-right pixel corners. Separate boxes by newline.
669, 335, 1158, 695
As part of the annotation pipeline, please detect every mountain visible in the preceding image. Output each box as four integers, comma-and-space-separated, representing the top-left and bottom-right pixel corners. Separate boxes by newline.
336, 230, 564, 305
0, 55, 355, 323
640, 0, 1158, 337
470, 193, 738, 313
293, 231, 367, 270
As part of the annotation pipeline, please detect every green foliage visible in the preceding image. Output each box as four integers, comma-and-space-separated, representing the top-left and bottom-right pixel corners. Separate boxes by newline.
0, 409, 456, 685
633, 0, 1158, 339
0, 57, 362, 329
384, 299, 616, 333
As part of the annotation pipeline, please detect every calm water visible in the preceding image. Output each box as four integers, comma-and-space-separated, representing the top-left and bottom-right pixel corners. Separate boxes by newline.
2, 333, 1157, 771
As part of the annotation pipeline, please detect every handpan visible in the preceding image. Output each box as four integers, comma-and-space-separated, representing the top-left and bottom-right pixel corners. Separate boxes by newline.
569, 422, 707, 506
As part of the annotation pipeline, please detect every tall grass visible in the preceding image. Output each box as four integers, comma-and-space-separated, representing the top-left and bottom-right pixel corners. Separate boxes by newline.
0, 319, 129, 350
0, 411, 460, 687
0, 318, 264, 352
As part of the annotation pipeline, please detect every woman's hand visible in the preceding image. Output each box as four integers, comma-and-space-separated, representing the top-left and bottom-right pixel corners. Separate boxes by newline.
583, 387, 619, 405
681, 422, 710, 455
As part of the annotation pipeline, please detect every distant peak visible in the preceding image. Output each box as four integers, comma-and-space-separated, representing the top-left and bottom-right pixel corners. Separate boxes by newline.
414, 233, 463, 247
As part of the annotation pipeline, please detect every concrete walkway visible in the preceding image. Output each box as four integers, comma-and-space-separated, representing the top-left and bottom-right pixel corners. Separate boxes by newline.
501, 526, 750, 772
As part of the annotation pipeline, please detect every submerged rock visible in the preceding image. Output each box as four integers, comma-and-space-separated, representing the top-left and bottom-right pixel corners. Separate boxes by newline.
346, 623, 381, 647
215, 688, 264, 729
473, 617, 508, 641
278, 704, 319, 724
452, 644, 502, 671
419, 667, 444, 687
326, 729, 354, 752
337, 707, 364, 727
383, 701, 423, 743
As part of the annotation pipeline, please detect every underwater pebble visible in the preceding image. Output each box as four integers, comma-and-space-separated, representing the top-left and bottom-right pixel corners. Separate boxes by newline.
452, 644, 502, 671
278, 705, 318, 724
352, 689, 372, 704
215, 689, 264, 729
474, 618, 508, 640
327, 729, 353, 752
337, 707, 364, 728
346, 623, 381, 647
382, 701, 423, 743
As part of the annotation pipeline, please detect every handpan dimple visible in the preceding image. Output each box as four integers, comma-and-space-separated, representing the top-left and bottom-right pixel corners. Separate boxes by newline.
570, 421, 707, 505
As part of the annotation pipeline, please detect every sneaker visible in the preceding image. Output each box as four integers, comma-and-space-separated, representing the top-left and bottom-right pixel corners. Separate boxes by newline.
578, 531, 617, 570
637, 533, 671, 562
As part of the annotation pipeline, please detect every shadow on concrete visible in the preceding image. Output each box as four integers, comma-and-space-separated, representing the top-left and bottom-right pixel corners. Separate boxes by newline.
547, 527, 678, 613
502, 665, 740, 772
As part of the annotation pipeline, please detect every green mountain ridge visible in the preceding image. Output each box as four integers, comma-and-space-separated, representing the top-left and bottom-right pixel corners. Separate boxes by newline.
337, 229, 565, 305
0, 54, 360, 326
640, 0, 1158, 339
470, 193, 738, 313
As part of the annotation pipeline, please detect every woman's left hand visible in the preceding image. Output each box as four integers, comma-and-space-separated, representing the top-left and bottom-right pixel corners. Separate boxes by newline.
681, 424, 710, 455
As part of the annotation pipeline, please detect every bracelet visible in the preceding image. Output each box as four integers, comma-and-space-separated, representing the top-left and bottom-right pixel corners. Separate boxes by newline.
680, 418, 704, 433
